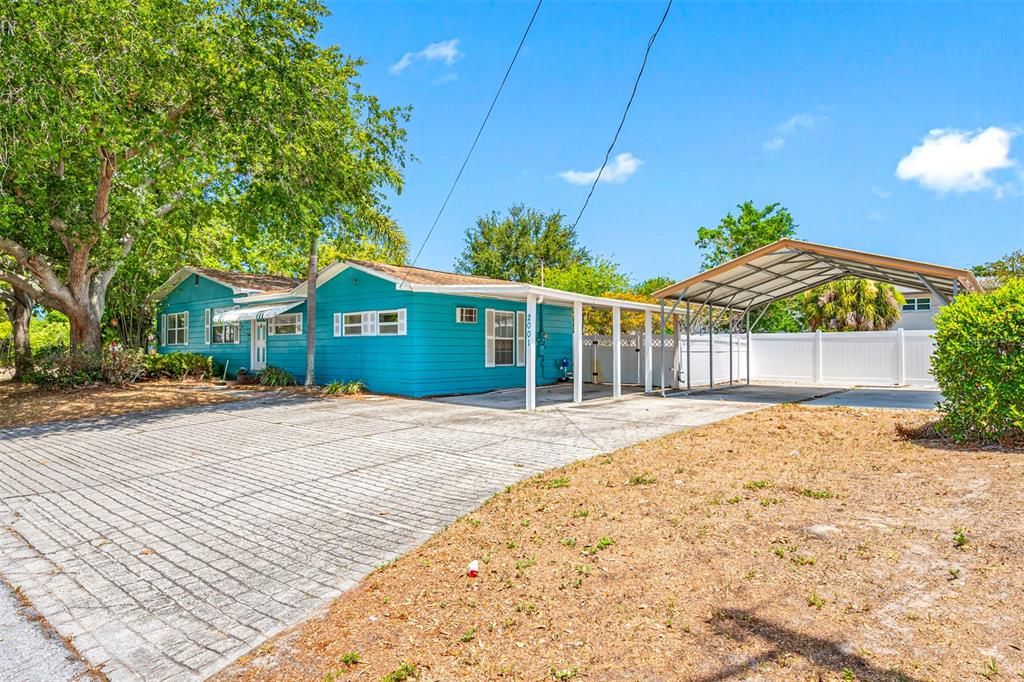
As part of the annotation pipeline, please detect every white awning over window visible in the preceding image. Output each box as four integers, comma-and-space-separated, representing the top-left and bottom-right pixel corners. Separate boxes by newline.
213, 300, 302, 323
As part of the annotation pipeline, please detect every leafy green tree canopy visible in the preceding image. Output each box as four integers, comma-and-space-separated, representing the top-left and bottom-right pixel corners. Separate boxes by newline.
544, 258, 630, 297
695, 201, 797, 269
973, 249, 1024, 283
456, 205, 589, 282
801, 279, 904, 331
0, 0, 351, 360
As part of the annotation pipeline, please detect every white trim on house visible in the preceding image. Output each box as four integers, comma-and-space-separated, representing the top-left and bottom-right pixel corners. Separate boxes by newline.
204, 308, 211, 344
515, 310, 525, 367
148, 267, 265, 302
165, 311, 189, 346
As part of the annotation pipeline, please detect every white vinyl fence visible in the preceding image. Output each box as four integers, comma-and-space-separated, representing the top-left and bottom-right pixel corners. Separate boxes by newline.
583, 328, 937, 389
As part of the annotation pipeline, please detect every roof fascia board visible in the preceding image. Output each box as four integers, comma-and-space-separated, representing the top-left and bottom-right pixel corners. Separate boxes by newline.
148, 267, 255, 302
405, 282, 666, 313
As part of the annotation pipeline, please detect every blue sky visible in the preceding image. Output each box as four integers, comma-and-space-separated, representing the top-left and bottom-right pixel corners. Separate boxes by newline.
319, 1, 1023, 282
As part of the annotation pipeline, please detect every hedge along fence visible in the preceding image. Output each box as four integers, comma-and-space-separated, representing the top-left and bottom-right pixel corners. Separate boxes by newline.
931, 279, 1024, 443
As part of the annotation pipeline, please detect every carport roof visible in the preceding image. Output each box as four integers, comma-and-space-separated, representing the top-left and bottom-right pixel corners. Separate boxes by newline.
652, 239, 982, 310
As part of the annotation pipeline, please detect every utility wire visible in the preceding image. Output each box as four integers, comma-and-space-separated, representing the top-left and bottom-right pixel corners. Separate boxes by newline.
402, 0, 544, 285
570, 0, 672, 230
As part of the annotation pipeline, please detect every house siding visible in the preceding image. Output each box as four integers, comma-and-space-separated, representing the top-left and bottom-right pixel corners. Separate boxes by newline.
312, 268, 573, 397
157, 275, 251, 376
157, 267, 575, 397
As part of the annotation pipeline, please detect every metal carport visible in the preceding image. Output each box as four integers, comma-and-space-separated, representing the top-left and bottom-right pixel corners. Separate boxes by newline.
651, 239, 982, 393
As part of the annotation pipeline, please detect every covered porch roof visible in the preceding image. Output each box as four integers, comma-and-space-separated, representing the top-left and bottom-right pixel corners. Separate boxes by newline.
652, 239, 982, 310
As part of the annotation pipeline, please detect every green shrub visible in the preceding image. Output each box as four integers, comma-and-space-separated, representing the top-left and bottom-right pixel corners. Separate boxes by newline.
22, 353, 104, 388
323, 379, 366, 395
931, 280, 1024, 442
103, 346, 147, 385
258, 365, 296, 387
144, 352, 217, 379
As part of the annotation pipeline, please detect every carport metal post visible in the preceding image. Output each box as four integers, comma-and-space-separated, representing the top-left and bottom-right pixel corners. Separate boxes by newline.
685, 304, 691, 391
572, 301, 583, 404
612, 306, 622, 399
644, 311, 653, 393
708, 303, 714, 390
728, 312, 734, 386
745, 310, 751, 385
525, 293, 537, 411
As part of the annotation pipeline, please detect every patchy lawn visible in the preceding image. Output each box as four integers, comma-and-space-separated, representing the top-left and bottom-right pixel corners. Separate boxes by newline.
215, 405, 1023, 682
0, 379, 244, 428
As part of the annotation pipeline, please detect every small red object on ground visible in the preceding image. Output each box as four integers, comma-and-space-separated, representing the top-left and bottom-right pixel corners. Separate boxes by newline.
466, 560, 479, 578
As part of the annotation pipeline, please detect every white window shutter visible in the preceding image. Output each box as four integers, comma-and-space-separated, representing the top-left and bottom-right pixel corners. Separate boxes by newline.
397, 309, 407, 335
161, 314, 167, 346
485, 309, 495, 368
296, 313, 303, 335
363, 311, 378, 336
516, 311, 526, 366
204, 309, 211, 344
334, 312, 341, 337
183, 311, 189, 345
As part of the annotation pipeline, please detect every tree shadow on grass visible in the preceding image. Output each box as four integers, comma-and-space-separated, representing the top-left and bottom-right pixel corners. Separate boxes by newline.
693, 608, 921, 682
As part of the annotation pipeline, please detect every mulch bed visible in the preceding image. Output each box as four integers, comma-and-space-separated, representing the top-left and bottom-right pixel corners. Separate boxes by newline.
214, 405, 1024, 681
0, 379, 243, 429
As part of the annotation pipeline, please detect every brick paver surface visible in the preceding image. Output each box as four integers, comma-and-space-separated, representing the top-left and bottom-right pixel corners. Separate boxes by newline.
0, 388, 812, 681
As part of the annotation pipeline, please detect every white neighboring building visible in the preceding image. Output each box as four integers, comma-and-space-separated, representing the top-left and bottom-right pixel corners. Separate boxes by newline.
891, 288, 940, 330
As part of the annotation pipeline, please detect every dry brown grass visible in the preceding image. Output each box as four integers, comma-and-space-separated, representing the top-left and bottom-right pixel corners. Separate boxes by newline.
215, 405, 1024, 682
0, 379, 243, 428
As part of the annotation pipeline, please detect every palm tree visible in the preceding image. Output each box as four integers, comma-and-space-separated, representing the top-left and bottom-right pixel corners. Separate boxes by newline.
801, 278, 905, 331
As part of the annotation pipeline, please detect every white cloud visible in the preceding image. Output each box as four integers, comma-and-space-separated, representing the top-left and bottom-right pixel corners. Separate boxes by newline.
390, 39, 462, 75
896, 127, 1017, 193
763, 112, 827, 153
559, 153, 643, 186
871, 186, 893, 199
867, 211, 883, 222
433, 72, 458, 85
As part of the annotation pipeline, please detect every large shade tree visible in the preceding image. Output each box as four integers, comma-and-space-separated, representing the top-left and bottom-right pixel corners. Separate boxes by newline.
801, 279, 904, 331
695, 201, 802, 332
236, 46, 409, 386
456, 205, 589, 283
0, 0, 350, 365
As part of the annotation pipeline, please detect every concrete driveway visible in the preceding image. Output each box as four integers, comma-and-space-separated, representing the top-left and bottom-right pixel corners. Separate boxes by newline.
0, 385, 824, 681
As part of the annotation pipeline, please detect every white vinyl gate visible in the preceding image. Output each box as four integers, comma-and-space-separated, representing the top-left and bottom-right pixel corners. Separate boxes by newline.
584, 328, 936, 389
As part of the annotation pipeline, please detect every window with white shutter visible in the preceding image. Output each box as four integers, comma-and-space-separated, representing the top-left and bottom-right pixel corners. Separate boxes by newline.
333, 312, 342, 337
204, 308, 211, 344
161, 314, 167, 346
516, 311, 526, 366
485, 309, 495, 367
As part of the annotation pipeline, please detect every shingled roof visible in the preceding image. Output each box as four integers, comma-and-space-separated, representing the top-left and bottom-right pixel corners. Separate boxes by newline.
345, 260, 519, 286
192, 268, 303, 293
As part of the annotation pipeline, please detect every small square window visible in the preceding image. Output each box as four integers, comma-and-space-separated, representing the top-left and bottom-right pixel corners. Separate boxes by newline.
456, 307, 477, 324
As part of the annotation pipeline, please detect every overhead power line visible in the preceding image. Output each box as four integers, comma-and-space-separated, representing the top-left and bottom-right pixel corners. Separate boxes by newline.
570, 0, 673, 230
402, 0, 544, 283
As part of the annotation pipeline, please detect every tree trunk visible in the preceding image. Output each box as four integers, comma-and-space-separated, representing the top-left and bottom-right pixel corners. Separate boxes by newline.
3, 290, 33, 380
304, 233, 318, 386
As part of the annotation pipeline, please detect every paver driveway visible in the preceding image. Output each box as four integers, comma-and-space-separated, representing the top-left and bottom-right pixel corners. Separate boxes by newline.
0, 386, 825, 681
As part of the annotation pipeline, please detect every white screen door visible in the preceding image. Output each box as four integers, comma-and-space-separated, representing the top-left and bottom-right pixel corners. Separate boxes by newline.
251, 320, 267, 370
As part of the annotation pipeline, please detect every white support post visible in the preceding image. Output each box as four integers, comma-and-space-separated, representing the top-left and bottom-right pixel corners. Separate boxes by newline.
572, 301, 583, 404
643, 311, 653, 393
685, 306, 691, 391
612, 306, 622, 399
708, 304, 714, 390
813, 329, 823, 385
896, 327, 906, 386
728, 313, 734, 386
525, 294, 537, 410
745, 311, 751, 386
672, 314, 681, 390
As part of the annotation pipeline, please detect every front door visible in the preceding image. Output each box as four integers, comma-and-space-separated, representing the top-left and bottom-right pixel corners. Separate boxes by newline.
251, 320, 267, 371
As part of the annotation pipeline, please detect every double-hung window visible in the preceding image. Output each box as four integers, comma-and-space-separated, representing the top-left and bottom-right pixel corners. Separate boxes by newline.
488, 310, 515, 367
340, 311, 376, 337
269, 313, 302, 335
901, 297, 932, 312
164, 312, 188, 346
211, 308, 240, 344
377, 309, 407, 336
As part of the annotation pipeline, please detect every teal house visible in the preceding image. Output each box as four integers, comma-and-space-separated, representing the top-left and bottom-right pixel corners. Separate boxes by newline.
151, 259, 663, 406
